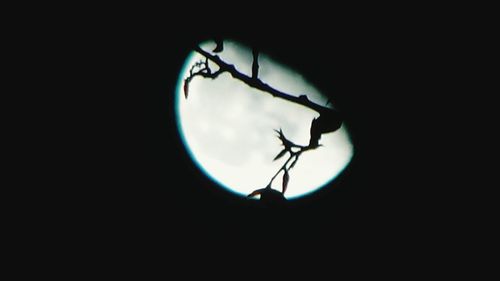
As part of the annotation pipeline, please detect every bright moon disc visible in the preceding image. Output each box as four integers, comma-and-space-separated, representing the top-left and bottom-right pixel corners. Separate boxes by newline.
176, 40, 354, 199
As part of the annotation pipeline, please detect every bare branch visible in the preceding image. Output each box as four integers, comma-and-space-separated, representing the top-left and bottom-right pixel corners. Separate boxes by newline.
289, 156, 299, 169
183, 59, 224, 99
194, 46, 334, 115
263, 128, 321, 195
273, 148, 287, 161
190, 69, 223, 80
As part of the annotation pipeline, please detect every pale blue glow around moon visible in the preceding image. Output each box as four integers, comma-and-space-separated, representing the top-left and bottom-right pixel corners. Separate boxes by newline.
175, 40, 353, 199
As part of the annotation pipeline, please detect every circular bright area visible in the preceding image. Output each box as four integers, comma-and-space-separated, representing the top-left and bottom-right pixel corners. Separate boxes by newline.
176, 40, 353, 199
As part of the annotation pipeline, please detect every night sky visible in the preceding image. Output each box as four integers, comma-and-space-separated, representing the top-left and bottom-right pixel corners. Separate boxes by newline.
21, 4, 484, 274
88, 13, 469, 255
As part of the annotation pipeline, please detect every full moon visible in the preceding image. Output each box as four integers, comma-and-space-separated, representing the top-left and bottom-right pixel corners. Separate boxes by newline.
176, 40, 353, 200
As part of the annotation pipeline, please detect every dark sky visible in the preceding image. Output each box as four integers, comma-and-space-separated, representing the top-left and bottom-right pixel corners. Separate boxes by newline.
25, 4, 486, 274
137, 23, 449, 245
77, 11, 473, 256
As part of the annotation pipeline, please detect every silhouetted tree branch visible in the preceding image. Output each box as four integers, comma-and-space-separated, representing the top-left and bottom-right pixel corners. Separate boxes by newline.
183, 58, 223, 98
184, 40, 344, 201
265, 129, 318, 193
193, 46, 337, 116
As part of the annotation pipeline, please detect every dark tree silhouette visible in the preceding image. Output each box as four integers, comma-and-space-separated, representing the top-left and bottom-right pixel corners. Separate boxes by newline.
183, 39, 343, 203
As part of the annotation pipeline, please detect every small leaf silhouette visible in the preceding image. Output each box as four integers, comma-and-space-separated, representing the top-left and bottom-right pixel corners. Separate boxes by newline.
273, 149, 287, 161
213, 38, 224, 53
309, 111, 343, 147
183, 79, 189, 99
282, 171, 289, 194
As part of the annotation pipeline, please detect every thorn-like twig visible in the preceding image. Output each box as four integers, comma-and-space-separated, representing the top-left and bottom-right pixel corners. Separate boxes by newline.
261, 128, 322, 196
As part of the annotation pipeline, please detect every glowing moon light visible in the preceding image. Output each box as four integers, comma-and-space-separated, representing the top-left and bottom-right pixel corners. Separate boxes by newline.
176, 40, 354, 200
